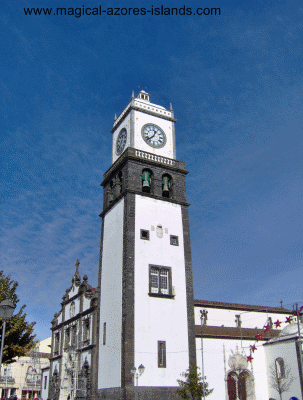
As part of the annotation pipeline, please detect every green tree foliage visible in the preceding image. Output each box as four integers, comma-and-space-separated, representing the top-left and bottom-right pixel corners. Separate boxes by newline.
177, 363, 214, 400
0, 271, 37, 363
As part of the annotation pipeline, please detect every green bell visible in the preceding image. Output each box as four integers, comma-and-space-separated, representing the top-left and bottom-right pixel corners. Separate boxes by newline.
162, 176, 170, 193
142, 171, 151, 188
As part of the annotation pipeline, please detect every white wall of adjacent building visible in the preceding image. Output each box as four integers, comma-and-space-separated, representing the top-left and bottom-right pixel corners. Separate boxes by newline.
98, 199, 124, 389
265, 338, 302, 400
134, 195, 189, 387
41, 367, 50, 400
196, 337, 269, 400
194, 306, 290, 331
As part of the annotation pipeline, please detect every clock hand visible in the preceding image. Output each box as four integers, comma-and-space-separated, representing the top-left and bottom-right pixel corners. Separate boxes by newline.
148, 132, 156, 140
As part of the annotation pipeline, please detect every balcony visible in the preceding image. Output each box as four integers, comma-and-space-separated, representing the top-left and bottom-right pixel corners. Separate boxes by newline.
103, 147, 187, 183
0, 376, 16, 385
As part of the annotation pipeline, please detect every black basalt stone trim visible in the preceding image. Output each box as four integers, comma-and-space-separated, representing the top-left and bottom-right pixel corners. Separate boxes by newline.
96, 386, 182, 400
96, 217, 105, 397
77, 343, 95, 352
121, 192, 136, 400
181, 205, 196, 366
49, 354, 62, 361
50, 306, 96, 330
100, 189, 190, 218
102, 147, 188, 185
96, 387, 123, 400
148, 293, 175, 299
295, 340, 303, 397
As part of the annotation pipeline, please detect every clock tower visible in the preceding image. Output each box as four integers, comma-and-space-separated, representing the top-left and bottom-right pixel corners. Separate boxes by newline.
97, 91, 196, 400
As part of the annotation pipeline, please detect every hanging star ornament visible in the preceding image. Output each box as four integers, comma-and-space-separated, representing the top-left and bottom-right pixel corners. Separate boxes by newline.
247, 354, 253, 362
274, 320, 281, 328
250, 344, 257, 353
255, 332, 263, 341
264, 324, 271, 332
286, 316, 292, 324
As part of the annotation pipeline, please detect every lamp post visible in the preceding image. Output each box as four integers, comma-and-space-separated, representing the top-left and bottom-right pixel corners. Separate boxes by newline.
130, 364, 145, 400
200, 310, 207, 400
0, 300, 16, 367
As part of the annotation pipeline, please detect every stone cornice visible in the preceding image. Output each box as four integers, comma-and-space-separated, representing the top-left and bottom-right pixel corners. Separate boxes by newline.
99, 189, 190, 218
195, 325, 281, 341
102, 147, 187, 185
111, 100, 176, 133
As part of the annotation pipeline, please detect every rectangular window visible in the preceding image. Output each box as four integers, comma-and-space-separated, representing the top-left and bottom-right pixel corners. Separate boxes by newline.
103, 322, 106, 345
44, 376, 47, 390
140, 229, 150, 240
158, 341, 166, 368
149, 265, 172, 296
170, 235, 179, 246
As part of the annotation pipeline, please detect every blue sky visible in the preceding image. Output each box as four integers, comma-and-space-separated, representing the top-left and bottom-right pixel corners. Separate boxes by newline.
1, 0, 303, 340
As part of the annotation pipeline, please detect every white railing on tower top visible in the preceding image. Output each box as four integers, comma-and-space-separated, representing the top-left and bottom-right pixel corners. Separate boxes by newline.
134, 150, 178, 167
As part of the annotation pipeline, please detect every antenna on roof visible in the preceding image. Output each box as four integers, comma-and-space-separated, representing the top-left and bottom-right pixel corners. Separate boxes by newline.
138, 84, 147, 91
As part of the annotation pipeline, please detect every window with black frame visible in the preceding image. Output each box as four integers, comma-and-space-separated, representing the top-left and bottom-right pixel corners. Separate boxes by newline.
158, 341, 166, 368
149, 265, 173, 297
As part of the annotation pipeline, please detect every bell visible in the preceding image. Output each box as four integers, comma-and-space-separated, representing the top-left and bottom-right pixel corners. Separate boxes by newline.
142, 171, 150, 188
162, 176, 170, 192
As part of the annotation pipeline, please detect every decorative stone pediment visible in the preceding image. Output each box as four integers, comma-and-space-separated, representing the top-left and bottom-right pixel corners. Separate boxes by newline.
228, 345, 248, 373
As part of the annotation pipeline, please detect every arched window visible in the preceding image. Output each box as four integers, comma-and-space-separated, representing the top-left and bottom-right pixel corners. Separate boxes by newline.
275, 357, 285, 379
227, 372, 237, 400
162, 174, 172, 198
227, 370, 254, 400
142, 169, 153, 193
238, 371, 247, 400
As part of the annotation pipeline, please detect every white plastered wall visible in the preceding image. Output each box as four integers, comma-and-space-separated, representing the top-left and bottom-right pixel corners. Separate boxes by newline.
265, 339, 302, 400
194, 306, 290, 331
112, 117, 131, 163
133, 110, 174, 159
134, 195, 189, 387
41, 368, 50, 400
83, 296, 91, 312
98, 199, 124, 389
196, 338, 269, 400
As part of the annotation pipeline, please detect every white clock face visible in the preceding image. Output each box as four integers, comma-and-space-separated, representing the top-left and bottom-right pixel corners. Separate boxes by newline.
141, 124, 166, 149
116, 128, 127, 155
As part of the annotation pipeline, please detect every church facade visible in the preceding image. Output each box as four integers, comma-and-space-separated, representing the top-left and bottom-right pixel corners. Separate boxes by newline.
47, 91, 303, 400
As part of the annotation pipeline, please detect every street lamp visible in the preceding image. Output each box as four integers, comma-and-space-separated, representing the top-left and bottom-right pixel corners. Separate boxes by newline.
131, 364, 145, 400
200, 310, 207, 400
0, 300, 16, 367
